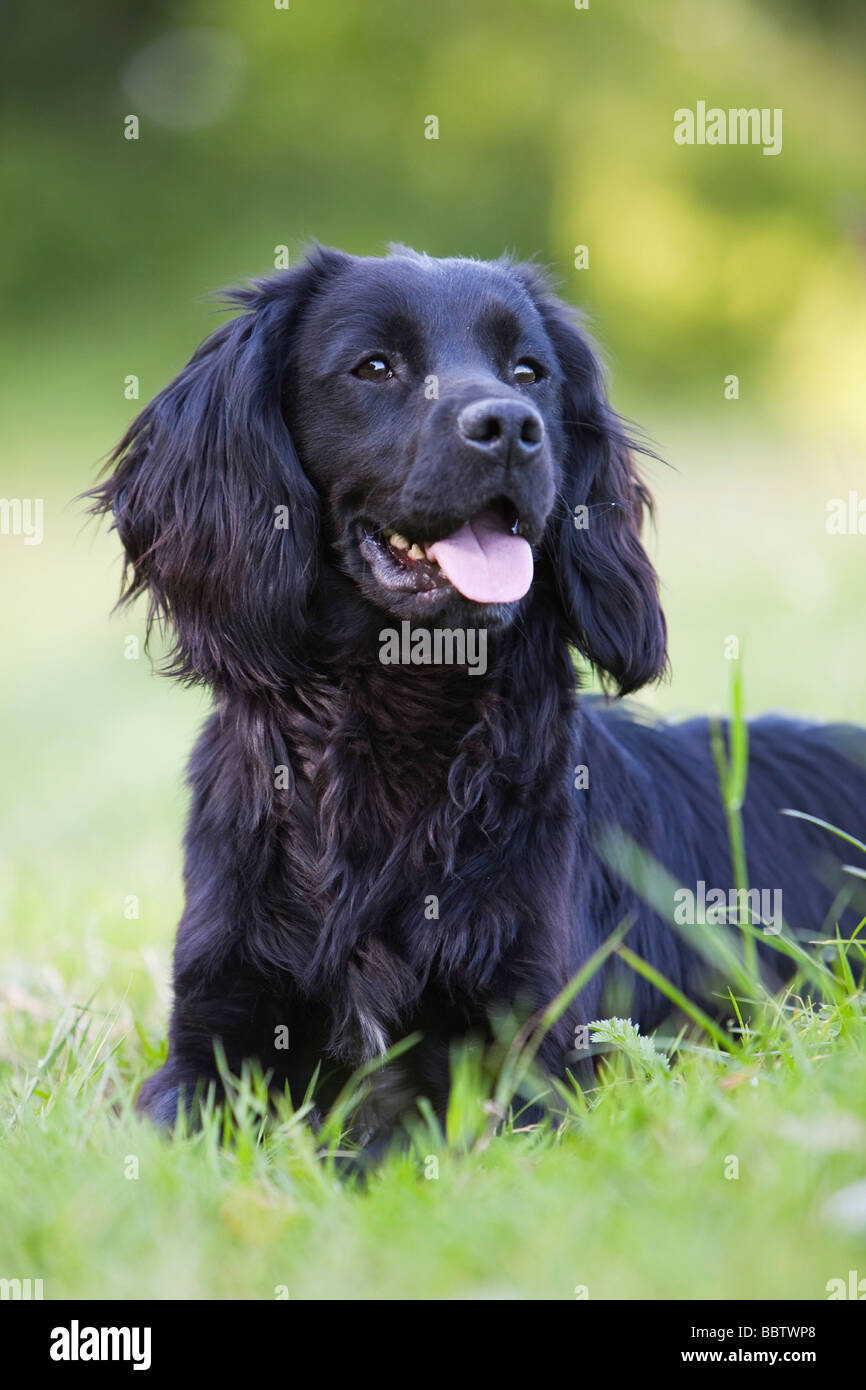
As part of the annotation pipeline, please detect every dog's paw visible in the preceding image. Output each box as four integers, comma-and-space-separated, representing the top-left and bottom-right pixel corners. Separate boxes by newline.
136, 1069, 183, 1129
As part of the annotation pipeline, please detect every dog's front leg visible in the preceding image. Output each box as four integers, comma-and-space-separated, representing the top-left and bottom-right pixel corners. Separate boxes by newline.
136, 959, 334, 1129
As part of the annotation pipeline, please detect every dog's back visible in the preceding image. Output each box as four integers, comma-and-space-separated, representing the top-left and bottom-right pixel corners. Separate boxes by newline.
581, 701, 866, 1022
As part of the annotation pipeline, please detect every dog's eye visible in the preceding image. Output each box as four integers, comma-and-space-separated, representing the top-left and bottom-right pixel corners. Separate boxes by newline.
513, 360, 543, 385
353, 357, 394, 382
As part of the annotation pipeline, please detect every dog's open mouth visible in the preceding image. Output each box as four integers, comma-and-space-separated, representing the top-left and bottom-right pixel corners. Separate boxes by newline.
358, 501, 534, 604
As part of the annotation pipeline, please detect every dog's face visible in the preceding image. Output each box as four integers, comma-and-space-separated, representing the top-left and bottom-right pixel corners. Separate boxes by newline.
91, 245, 666, 694
286, 252, 562, 629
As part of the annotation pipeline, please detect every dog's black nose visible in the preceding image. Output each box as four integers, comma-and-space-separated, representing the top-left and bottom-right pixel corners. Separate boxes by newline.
457, 398, 543, 467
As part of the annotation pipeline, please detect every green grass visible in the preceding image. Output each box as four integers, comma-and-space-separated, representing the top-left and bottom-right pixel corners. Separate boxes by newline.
2, 969, 866, 1300
2, 461, 866, 1301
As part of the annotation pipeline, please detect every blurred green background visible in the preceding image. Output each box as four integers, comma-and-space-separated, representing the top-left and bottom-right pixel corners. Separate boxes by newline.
1, 0, 864, 1036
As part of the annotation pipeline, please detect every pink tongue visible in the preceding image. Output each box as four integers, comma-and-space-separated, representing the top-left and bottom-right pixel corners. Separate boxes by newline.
426, 507, 533, 603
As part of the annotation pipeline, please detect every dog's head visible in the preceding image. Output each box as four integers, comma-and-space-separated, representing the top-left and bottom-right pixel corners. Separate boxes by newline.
90, 245, 666, 695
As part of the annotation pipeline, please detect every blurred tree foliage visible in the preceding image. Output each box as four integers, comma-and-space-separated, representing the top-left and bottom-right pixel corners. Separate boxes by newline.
2, 0, 864, 448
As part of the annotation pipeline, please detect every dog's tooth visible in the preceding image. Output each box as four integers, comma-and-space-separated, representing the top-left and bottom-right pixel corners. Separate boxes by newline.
390, 533, 410, 550
382, 528, 394, 540
407, 543, 425, 560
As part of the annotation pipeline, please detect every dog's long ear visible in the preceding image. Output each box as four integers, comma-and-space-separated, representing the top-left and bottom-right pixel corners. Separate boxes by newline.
518, 266, 667, 695
87, 247, 350, 693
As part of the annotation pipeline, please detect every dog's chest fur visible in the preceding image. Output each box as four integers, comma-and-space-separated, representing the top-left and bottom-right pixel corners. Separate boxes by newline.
263, 650, 577, 1065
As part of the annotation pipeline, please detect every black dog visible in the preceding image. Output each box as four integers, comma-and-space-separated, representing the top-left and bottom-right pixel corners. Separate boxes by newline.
90, 245, 866, 1130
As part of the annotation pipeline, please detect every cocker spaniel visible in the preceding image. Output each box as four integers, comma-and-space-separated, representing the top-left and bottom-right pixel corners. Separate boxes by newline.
89, 245, 866, 1132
